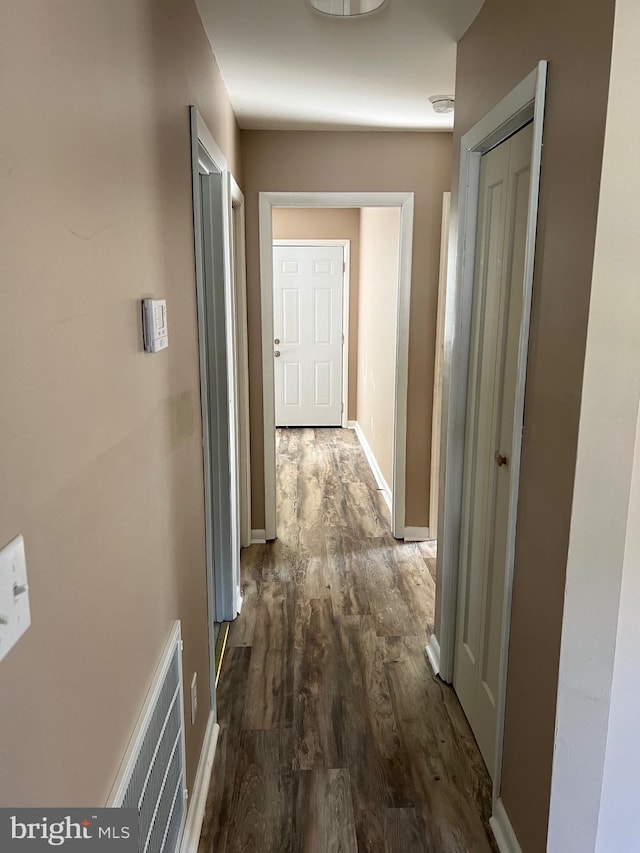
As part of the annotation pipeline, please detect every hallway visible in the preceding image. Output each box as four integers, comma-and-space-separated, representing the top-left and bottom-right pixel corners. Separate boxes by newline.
198, 428, 495, 852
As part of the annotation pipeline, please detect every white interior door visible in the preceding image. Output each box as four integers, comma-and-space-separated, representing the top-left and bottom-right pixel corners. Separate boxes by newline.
273, 245, 344, 427
454, 122, 533, 774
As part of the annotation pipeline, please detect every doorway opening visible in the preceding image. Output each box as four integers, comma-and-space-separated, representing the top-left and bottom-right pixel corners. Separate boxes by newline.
190, 108, 250, 708
259, 192, 414, 541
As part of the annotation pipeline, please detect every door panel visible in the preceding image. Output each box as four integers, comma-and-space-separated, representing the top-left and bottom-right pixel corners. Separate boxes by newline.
273, 245, 344, 427
454, 123, 533, 775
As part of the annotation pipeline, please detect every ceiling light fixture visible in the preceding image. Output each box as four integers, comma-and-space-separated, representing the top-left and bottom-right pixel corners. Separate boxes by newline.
429, 95, 455, 114
308, 0, 387, 17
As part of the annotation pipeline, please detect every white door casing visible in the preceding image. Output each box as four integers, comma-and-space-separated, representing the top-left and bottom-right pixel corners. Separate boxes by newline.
430, 192, 451, 538
230, 179, 252, 549
453, 123, 533, 775
190, 108, 242, 647
260, 192, 414, 541
273, 245, 344, 427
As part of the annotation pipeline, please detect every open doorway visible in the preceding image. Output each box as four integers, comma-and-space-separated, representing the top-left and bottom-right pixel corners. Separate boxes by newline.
259, 192, 415, 541
271, 206, 402, 538
190, 109, 249, 707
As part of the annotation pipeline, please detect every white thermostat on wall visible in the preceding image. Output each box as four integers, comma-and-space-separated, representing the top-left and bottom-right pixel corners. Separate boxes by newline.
142, 299, 168, 353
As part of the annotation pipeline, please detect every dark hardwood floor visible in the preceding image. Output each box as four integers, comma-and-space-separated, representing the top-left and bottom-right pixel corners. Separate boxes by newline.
198, 428, 496, 853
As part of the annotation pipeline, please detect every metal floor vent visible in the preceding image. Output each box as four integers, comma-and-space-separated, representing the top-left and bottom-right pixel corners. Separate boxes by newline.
108, 622, 187, 853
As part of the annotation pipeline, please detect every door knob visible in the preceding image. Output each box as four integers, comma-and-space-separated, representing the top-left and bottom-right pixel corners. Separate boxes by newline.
274, 350, 281, 358
274, 338, 280, 345
496, 453, 508, 467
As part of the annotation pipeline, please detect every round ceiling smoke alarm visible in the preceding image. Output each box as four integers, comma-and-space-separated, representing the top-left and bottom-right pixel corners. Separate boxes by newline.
429, 96, 455, 114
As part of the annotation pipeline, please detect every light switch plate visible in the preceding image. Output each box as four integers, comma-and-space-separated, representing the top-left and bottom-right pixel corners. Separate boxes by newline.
0, 535, 31, 663
142, 299, 169, 353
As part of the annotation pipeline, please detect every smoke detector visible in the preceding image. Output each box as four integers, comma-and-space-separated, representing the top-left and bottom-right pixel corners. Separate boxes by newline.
429, 96, 455, 114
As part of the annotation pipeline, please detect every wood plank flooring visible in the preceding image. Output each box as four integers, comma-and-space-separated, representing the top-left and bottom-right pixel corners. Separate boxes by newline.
198, 428, 496, 853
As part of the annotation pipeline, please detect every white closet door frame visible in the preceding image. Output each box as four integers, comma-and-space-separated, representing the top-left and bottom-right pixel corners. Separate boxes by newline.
273, 239, 350, 429
259, 192, 414, 542
190, 107, 242, 649
231, 178, 252, 549
434, 62, 547, 817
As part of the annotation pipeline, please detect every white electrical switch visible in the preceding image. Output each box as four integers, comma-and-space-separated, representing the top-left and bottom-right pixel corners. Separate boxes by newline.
142, 299, 169, 353
0, 535, 31, 663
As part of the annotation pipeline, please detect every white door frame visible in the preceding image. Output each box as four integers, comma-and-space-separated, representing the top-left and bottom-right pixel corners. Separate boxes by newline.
230, 178, 252, 548
259, 192, 414, 541
434, 62, 547, 824
189, 107, 242, 693
273, 239, 350, 429
429, 192, 451, 539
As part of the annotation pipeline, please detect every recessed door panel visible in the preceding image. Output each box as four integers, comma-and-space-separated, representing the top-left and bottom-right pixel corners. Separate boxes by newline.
283, 362, 302, 407
282, 288, 301, 345
314, 288, 332, 344
314, 362, 332, 406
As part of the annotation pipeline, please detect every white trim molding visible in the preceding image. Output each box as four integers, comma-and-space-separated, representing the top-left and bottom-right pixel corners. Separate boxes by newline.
230, 177, 252, 550
251, 529, 267, 545
179, 712, 220, 853
490, 798, 523, 853
259, 191, 414, 541
426, 634, 441, 677
404, 527, 433, 542
352, 420, 392, 513
437, 62, 548, 806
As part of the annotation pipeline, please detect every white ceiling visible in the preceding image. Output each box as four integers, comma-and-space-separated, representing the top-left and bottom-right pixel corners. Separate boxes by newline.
195, 0, 485, 131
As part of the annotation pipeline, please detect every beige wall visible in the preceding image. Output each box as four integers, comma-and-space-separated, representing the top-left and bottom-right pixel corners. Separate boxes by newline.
440, 0, 616, 849
357, 208, 401, 488
272, 208, 361, 420
548, 1, 640, 846
241, 130, 452, 530
0, 0, 240, 805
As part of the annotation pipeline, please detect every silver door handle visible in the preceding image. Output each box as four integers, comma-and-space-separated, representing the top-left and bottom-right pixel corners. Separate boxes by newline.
274, 350, 281, 358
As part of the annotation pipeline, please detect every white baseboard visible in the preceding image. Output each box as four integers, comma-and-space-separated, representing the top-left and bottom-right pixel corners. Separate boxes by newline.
180, 711, 220, 853
490, 798, 523, 853
404, 526, 434, 542
347, 420, 358, 430
352, 421, 392, 511
426, 634, 441, 677
250, 529, 267, 544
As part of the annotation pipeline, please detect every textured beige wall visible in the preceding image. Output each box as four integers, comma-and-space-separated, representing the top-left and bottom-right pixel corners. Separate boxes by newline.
357, 208, 401, 488
272, 208, 361, 420
0, 0, 240, 806
440, 0, 616, 849
242, 130, 452, 530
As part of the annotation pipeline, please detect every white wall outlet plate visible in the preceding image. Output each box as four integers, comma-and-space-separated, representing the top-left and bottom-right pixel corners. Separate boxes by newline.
0, 535, 31, 664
